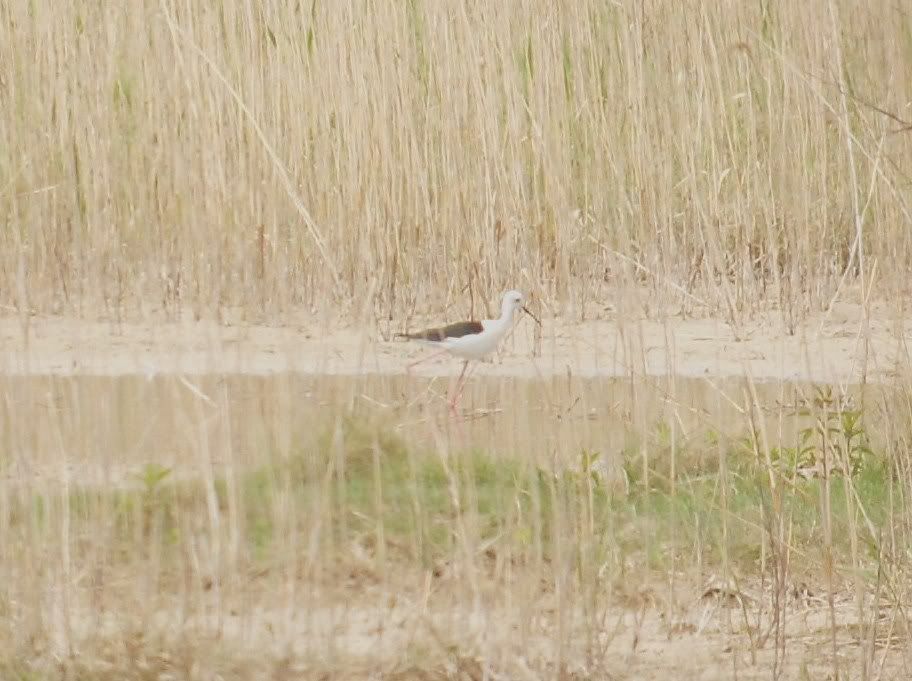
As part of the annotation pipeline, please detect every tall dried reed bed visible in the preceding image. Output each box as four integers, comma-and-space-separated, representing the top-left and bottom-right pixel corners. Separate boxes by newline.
2, 1, 910, 322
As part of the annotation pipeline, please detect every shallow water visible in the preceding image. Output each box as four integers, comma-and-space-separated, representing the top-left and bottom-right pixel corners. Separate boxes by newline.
0, 372, 878, 489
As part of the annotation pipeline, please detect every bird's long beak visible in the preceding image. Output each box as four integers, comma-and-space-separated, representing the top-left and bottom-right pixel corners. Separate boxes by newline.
522, 305, 541, 326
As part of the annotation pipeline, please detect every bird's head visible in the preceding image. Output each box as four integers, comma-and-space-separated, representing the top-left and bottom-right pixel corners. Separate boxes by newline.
501, 290, 540, 325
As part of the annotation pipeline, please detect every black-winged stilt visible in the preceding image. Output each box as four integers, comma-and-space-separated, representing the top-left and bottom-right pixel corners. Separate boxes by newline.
397, 290, 540, 412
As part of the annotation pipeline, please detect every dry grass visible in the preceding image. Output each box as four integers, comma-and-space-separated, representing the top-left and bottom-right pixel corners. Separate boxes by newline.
2, 374, 912, 679
2, 1, 912, 323
3, 1, 912, 679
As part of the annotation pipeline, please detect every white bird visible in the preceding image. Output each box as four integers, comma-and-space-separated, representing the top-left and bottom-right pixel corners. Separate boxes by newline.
397, 290, 540, 412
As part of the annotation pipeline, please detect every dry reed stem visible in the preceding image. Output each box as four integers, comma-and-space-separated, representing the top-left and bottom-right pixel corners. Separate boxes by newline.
1, 1, 910, 323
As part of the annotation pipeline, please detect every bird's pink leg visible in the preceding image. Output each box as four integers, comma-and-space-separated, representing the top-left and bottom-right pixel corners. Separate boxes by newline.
454, 361, 480, 411
448, 361, 470, 414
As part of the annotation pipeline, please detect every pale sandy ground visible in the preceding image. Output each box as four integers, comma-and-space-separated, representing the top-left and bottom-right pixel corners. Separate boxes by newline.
1, 298, 909, 383
56, 577, 907, 680
5, 298, 912, 679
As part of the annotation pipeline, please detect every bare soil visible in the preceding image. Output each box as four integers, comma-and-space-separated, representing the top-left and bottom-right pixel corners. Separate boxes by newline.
2, 298, 908, 383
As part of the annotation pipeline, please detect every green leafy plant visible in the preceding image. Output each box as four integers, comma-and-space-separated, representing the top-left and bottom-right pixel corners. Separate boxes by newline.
136, 462, 172, 497
763, 387, 874, 478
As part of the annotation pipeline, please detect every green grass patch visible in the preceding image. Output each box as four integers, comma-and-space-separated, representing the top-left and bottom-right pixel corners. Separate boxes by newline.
9, 413, 902, 584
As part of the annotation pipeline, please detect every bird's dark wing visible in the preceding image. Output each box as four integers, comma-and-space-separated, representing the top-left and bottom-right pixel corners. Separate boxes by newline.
397, 320, 483, 342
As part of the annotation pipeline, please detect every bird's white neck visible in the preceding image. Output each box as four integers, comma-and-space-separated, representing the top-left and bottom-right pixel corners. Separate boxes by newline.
489, 301, 516, 335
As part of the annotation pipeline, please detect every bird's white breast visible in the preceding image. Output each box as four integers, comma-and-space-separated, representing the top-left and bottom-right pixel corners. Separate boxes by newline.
442, 319, 509, 360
